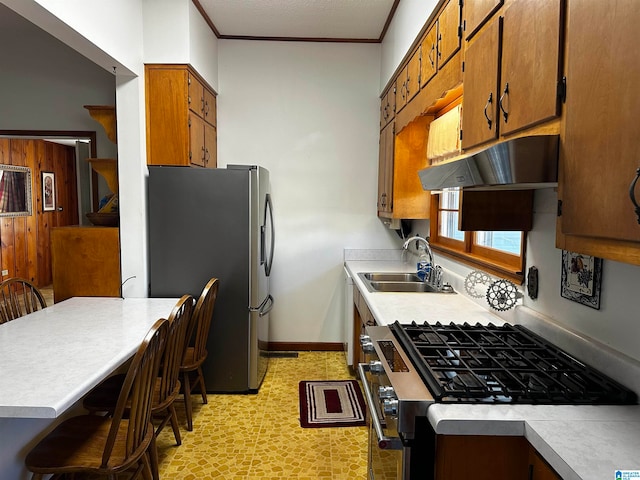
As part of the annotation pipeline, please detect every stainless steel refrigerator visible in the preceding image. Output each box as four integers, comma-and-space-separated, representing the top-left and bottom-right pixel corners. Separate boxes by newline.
148, 164, 274, 393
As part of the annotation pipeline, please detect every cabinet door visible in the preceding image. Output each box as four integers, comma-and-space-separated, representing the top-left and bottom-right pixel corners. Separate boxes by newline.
499, 0, 563, 136
189, 113, 206, 168
437, 0, 461, 70
188, 72, 205, 117
395, 65, 409, 113
405, 47, 421, 102
528, 448, 561, 480
464, 0, 503, 40
377, 122, 395, 215
461, 17, 501, 150
204, 122, 217, 168
421, 23, 438, 87
561, 0, 640, 243
203, 88, 216, 127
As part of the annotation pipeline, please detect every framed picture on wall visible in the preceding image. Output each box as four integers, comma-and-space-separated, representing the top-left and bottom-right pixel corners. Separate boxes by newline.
560, 250, 603, 310
42, 172, 55, 212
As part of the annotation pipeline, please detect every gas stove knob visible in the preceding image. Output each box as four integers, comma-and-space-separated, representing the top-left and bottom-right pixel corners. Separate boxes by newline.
378, 386, 396, 400
361, 341, 375, 354
382, 398, 399, 416
369, 360, 384, 374
359, 334, 371, 345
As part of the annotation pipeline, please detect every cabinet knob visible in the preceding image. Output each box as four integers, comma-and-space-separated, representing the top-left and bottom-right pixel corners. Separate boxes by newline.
630, 167, 640, 224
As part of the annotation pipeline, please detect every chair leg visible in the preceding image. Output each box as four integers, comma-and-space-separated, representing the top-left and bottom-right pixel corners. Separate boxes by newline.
149, 432, 160, 480
183, 372, 194, 431
196, 367, 208, 404
168, 404, 182, 445
141, 452, 154, 480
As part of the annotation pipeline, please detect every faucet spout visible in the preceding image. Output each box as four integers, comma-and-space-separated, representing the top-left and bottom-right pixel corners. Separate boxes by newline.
403, 236, 434, 264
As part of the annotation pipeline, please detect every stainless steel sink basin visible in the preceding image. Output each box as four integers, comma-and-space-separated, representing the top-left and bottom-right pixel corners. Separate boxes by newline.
362, 272, 422, 282
357, 272, 455, 294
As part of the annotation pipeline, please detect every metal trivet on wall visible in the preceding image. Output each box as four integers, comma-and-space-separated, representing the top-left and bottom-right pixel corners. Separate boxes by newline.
464, 270, 523, 311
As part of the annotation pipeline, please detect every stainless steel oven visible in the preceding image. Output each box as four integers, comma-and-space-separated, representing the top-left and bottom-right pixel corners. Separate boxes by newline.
358, 327, 435, 480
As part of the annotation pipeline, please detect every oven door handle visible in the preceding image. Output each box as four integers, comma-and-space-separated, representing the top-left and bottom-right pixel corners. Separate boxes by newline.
358, 363, 403, 450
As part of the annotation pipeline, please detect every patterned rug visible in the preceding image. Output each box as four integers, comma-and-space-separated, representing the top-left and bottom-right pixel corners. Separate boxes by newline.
299, 380, 367, 428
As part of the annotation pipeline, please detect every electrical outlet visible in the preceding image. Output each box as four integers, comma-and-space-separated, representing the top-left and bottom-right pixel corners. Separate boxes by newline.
1, 270, 8, 276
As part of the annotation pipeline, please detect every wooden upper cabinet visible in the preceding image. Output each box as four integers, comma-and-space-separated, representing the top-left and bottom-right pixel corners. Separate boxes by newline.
464, 0, 503, 40
204, 89, 216, 127
396, 48, 421, 113
559, 0, 640, 255
421, 0, 461, 89
146, 64, 217, 168
462, 0, 563, 149
437, 0, 462, 70
378, 122, 395, 215
461, 17, 502, 150
499, 0, 563, 136
406, 47, 421, 103
421, 24, 439, 87
380, 82, 396, 130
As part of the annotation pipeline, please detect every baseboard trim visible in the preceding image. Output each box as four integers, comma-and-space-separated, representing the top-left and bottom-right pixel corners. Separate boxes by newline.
269, 342, 344, 352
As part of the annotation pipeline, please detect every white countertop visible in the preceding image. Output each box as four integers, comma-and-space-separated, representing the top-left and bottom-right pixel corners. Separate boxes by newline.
0, 297, 179, 418
345, 258, 640, 480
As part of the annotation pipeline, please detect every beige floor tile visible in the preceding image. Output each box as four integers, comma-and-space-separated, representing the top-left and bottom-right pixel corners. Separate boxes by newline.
156, 351, 368, 479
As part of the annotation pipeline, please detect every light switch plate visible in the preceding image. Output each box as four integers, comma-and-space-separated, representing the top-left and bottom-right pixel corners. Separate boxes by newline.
1, 270, 8, 276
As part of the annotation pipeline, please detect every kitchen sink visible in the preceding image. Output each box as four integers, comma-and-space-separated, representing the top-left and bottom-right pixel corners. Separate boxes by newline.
358, 272, 455, 294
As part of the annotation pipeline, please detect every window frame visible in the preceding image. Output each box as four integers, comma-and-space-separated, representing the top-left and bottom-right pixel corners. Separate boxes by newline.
429, 191, 526, 284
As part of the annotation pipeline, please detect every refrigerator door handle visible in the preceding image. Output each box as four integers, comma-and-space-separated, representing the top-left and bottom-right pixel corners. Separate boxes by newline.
264, 194, 275, 277
250, 294, 274, 317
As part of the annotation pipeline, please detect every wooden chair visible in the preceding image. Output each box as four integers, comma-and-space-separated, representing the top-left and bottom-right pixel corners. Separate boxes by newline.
83, 295, 195, 449
25, 317, 169, 480
0, 277, 47, 324
180, 277, 219, 431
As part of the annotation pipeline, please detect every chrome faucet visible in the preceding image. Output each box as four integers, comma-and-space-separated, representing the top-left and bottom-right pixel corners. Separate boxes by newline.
402, 236, 444, 288
402, 236, 434, 265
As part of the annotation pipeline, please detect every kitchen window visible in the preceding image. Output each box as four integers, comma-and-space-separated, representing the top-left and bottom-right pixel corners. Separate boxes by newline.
430, 188, 526, 282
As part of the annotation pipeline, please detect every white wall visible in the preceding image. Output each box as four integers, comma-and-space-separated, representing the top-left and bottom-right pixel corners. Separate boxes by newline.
218, 40, 399, 343
0, 4, 117, 158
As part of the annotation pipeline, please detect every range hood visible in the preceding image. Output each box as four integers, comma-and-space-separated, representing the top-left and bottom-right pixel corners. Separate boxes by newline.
418, 135, 559, 191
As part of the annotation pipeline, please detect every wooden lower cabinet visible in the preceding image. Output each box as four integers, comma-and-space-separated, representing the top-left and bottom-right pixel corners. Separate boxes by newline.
352, 286, 376, 367
51, 226, 121, 303
436, 435, 561, 480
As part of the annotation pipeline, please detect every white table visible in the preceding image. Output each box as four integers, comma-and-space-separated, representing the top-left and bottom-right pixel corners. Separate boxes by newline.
0, 297, 179, 419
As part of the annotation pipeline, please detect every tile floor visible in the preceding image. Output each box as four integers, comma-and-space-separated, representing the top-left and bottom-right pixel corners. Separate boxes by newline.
155, 351, 369, 479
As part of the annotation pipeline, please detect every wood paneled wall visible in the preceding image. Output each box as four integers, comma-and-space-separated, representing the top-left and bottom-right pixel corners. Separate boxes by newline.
0, 139, 78, 287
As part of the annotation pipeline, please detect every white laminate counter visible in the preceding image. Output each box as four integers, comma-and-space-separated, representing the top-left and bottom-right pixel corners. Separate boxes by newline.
345, 259, 640, 480
0, 297, 179, 418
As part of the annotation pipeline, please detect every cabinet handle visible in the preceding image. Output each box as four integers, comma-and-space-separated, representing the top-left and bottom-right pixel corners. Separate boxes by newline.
201, 97, 205, 114
380, 193, 387, 208
204, 100, 210, 117
630, 167, 640, 224
428, 44, 435, 68
437, 33, 442, 58
201, 146, 206, 162
499, 82, 509, 123
406, 76, 411, 97
484, 92, 493, 130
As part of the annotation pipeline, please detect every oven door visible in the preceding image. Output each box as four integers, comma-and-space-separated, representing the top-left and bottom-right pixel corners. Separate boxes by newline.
358, 363, 408, 480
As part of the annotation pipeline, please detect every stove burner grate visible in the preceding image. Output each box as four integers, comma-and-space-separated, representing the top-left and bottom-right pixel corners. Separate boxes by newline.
390, 321, 637, 405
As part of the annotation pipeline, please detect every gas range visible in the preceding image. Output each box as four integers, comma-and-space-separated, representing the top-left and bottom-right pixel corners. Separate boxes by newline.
358, 321, 637, 480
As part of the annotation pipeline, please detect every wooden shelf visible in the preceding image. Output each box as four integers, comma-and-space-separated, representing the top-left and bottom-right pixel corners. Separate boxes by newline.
84, 105, 117, 143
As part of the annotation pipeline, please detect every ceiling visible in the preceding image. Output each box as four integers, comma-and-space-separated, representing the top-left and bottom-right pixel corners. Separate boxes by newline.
194, 0, 399, 42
